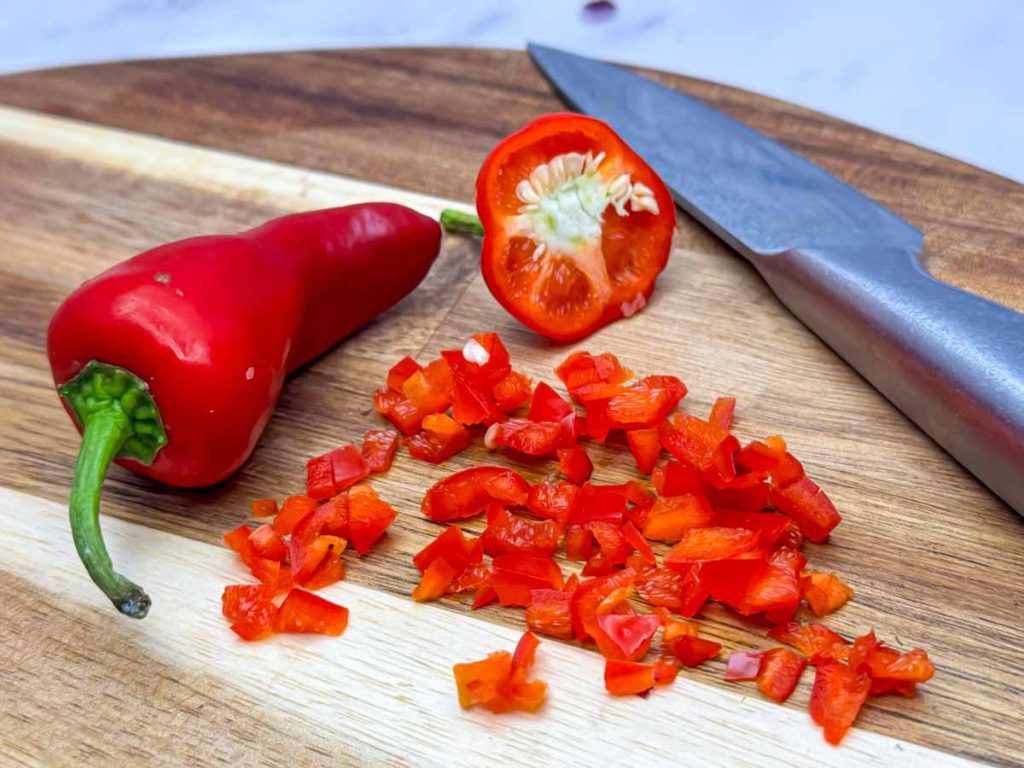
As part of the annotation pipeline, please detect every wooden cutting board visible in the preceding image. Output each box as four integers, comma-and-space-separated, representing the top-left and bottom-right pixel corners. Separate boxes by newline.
0, 49, 1021, 767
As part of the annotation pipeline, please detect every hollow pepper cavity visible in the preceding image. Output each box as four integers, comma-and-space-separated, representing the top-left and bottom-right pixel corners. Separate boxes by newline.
48, 203, 441, 618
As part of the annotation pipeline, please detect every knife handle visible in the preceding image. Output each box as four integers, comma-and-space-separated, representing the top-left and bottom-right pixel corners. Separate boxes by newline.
755, 245, 1024, 515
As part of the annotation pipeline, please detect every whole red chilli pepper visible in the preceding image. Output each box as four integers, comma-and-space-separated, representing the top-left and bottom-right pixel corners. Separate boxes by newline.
48, 204, 441, 618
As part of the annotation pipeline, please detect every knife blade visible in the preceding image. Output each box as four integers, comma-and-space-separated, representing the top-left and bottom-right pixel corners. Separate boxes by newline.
528, 44, 1024, 516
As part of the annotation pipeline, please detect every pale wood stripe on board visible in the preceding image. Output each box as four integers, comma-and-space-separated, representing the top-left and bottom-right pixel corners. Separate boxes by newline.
0, 487, 979, 767
0, 104, 473, 219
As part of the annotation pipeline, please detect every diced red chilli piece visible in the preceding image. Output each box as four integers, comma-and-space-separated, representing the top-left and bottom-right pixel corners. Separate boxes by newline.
570, 482, 628, 526
606, 385, 674, 429
556, 351, 632, 395
595, 613, 661, 661
659, 413, 730, 473
290, 506, 345, 582
725, 650, 766, 681
250, 498, 278, 518
448, 563, 491, 598
273, 495, 318, 536
624, 498, 652, 531
626, 428, 661, 474
249, 523, 287, 561
564, 524, 593, 562
305, 453, 335, 500
526, 588, 574, 639
443, 348, 504, 426
453, 631, 547, 713
636, 567, 682, 608
803, 572, 854, 616
387, 356, 422, 392
621, 521, 655, 566
481, 507, 560, 558
654, 657, 681, 687
471, 579, 498, 609
315, 494, 350, 539
459, 333, 513, 386
621, 479, 654, 505
864, 645, 935, 684
402, 358, 454, 413
347, 483, 398, 555
480, 470, 532, 506
713, 509, 791, 548
412, 557, 459, 602
422, 467, 530, 522
767, 622, 850, 664
656, 608, 697, 642
571, 567, 637, 643
708, 396, 736, 431
846, 630, 881, 674
361, 429, 399, 473
301, 551, 346, 591
641, 494, 714, 541
652, 461, 710, 498
491, 555, 564, 607
670, 635, 722, 668
526, 481, 578, 530
583, 399, 613, 443
664, 527, 760, 569
810, 662, 871, 745
304, 444, 370, 500
769, 476, 841, 543
557, 445, 594, 484
711, 473, 770, 511
735, 438, 782, 473
413, 525, 474, 573
484, 418, 567, 456
492, 369, 533, 412
406, 413, 470, 463
373, 387, 425, 436
604, 659, 656, 696
528, 381, 575, 422
706, 552, 801, 618
636, 374, 687, 403
223, 524, 254, 557
222, 584, 276, 641
583, 521, 633, 577
757, 648, 808, 703
274, 589, 349, 636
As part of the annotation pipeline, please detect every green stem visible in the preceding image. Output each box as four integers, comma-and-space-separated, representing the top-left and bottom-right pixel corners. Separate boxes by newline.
59, 361, 167, 619
440, 208, 485, 237
69, 408, 151, 618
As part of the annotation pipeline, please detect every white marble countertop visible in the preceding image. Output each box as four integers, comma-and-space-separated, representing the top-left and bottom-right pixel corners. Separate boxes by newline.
3, 0, 1022, 182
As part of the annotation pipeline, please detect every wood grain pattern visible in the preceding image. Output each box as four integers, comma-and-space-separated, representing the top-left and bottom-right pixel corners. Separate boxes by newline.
0, 49, 1021, 766
0, 488, 980, 768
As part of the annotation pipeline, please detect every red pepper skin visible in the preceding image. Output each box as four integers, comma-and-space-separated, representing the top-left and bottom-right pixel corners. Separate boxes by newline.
604, 659, 657, 697
49, 204, 440, 489
273, 588, 349, 636
757, 648, 807, 703
810, 662, 871, 745
596, 614, 661, 661
48, 204, 440, 617
670, 635, 723, 668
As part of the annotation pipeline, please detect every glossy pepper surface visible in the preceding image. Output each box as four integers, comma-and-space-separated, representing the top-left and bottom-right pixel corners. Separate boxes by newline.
49, 203, 441, 617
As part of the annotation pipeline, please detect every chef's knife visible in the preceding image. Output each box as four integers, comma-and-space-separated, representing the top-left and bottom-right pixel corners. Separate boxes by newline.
528, 44, 1024, 516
